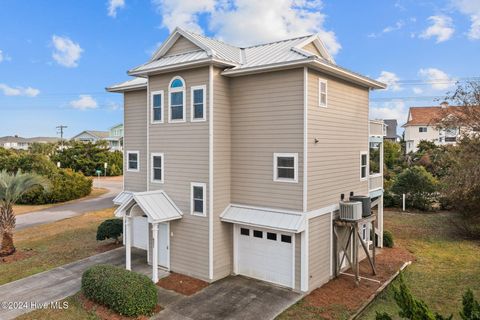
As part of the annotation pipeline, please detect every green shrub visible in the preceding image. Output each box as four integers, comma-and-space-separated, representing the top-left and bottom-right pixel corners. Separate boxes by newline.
391, 166, 438, 211
460, 289, 480, 320
383, 230, 394, 248
19, 169, 92, 204
81, 264, 157, 317
97, 219, 123, 243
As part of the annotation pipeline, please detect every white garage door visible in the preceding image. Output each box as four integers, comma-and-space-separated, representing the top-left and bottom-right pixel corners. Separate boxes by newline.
237, 226, 294, 288
132, 216, 148, 250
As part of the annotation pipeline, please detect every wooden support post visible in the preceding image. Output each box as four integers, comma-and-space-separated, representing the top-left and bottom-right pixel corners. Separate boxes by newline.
372, 219, 376, 267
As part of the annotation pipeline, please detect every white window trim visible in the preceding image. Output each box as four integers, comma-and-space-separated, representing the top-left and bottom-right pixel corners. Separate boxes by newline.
273, 153, 298, 183
190, 85, 207, 122
318, 78, 328, 108
127, 151, 140, 172
360, 151, 368, 181
150, 152, 164, 183
150, 90, 164, 124
191, 182, 207, 217
168, 76, 186, 123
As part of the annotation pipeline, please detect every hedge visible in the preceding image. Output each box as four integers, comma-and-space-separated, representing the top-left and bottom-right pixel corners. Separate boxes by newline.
81, 264, 158, 317
97, 219, 123, 243
383, 230, 394, 248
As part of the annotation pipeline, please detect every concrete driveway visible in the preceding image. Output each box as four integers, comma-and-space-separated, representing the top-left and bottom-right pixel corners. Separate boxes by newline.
16, 177, 122, 230
154, 276, 303, 320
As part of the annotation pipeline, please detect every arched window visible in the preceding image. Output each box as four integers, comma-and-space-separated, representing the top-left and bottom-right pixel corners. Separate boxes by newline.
169, 76, 186, 122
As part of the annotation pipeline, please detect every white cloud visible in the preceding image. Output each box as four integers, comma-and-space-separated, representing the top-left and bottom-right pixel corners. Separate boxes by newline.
51, 35, 83, 68
0, 50, 11, 63
420, 15, 455, 43
376, 71, 402, 92
368, 20, 405, 38
370, 100, 407, 125
0, 50, 3, 63
0, 83, 40, 97
70, 95, 98, 110
451, 0, 480, 40
412, 87, 423, 94
108, 0, 125, 17
418, 68, 455, 91
152, 0, 342, 55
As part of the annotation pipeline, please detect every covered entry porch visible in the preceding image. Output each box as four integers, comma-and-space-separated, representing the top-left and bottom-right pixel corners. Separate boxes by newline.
115, 190, 183, 282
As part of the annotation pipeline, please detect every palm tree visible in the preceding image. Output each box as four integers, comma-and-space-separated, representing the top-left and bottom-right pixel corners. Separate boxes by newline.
0, 170, 50, 256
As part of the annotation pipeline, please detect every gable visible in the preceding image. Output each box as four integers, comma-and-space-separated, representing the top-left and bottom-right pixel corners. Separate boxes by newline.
164, 36, 202, 56
302, 41, 322, 57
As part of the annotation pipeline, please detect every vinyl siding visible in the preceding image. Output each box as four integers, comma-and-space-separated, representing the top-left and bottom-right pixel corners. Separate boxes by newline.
308, 214, 332, 289
212, 67, 233, 280
124, 89, 148, 192
307, 68, 369, 210
148, 67, 210, 280
302, 42, 322, 57
165, 36, 201, 56
230, 68, 304, 211
295, 233, 301, 291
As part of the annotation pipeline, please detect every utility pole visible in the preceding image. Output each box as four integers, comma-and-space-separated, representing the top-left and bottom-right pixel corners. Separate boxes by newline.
56, 125, 68, 149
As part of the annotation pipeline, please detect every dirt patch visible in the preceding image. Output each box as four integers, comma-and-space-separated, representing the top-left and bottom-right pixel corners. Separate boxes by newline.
95, 242, 122, 253
0, 249, 35, 264
79, 294, 161, 320
157, 272, 209, 296
286, 246, 414, 320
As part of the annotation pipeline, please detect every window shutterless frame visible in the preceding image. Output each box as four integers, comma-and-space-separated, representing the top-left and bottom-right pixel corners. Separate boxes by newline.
190, 182, 206, 216
273, 153, 298, 183
318, 78, 327, 108
150, 90, 164, 124
190, 85, 207, 122
126, 151, 140, 172
150, 152, 164, 183
168, 76, 186, 123
360, 151, 368, 180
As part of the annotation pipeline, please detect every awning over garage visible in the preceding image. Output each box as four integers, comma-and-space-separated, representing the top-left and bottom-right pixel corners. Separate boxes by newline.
113, 191, 133, 205
221, 204, 306, 233
115, 190, 183, 223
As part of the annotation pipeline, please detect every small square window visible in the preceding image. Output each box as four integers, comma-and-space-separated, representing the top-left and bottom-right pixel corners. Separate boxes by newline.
151, 154, 163, 182
127, 152, 139, 171
151, 92, 163, 123
253, 230, 263, 238
267, 232, 277, 241
274, 153, 298, 182
419, 127, 428, 133
319, 79, 327, 107
281, 235, 292, 243
240, 228, 249, 236
360, 153, 368, 179
191, 183, 206, 216
192, 87, 205, 121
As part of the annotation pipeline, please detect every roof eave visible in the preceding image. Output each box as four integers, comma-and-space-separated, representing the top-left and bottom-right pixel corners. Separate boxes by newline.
106, 83, 147, 93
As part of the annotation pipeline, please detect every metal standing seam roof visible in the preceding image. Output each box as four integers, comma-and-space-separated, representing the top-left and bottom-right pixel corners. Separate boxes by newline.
129, 50, 210, 73
220, 205, 306, 233
112, 191, 133, 205
115, 190, 183, 223
107, 77, 147, 91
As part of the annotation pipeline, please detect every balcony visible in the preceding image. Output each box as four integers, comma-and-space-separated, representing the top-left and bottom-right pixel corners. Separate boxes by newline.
369, 120, 385, 197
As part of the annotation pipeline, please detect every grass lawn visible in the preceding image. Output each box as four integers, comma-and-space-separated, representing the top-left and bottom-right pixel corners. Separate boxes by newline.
0, 208, 116, 285
16, 294, 99, 320
13, 187, 109, 215
358, 210, 480, 319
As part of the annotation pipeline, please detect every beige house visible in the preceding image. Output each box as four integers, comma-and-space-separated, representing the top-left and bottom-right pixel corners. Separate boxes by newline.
107, 28, 386, 293
403, 102, 479, 153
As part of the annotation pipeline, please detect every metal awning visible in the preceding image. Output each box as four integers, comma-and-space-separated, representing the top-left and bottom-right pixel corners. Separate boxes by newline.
115, 190, 182, 223
113, 191, 133, 205
220, 205, 306, 233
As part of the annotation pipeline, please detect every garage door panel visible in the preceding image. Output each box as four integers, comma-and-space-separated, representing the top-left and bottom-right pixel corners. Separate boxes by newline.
237, 226, 293, 288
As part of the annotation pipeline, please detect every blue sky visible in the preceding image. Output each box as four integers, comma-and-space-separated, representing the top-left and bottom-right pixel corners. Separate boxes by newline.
0, 0, 479, 137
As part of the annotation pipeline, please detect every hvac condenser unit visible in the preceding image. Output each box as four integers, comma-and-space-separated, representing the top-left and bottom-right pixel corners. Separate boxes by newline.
339, 201, 363, 221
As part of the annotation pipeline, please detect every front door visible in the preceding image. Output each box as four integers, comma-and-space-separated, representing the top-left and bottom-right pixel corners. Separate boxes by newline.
157, 223, 169, 268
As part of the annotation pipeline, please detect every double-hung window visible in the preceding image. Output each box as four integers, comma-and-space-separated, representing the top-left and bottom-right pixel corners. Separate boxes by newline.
151, 91, 164, 123
360, 151, 368, 180
319, 79, 327, 107
419, 127, 428, 133
273, 153, 298, 183
127, 151, 139, 172
191, 85, 206, 121
191, 182, 206, 216
151, 153, 164, 183
169, 77, 186, 122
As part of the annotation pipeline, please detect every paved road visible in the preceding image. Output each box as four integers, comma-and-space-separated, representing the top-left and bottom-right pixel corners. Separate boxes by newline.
16, 177, 122, 230
0, 247, 167, 320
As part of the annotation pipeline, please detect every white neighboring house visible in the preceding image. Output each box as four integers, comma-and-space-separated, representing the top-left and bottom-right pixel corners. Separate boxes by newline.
0, 135, 59, 150
403, 102, 480, 153
71, 124, 124, 151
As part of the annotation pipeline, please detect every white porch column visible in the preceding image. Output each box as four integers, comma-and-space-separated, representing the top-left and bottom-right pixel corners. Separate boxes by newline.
152, 223, 159, 283
378, 195, 384, 247
125, 216, 132, 271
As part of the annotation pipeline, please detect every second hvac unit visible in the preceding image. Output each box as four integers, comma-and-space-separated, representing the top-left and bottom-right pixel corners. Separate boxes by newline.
349, 195, 372, 217
339, 201, 363, 221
